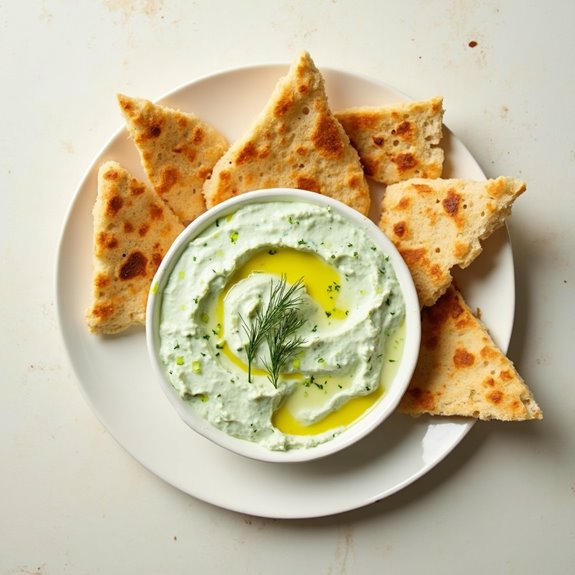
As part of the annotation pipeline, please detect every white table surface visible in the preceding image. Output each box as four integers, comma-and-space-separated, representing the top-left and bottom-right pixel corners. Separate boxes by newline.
2, 1, 574, 573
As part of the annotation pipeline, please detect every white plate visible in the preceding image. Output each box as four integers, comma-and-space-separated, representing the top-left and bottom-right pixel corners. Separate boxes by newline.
56, 64, 515, 519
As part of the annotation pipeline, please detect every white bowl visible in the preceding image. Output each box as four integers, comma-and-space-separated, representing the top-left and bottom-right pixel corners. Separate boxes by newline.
146, 189, 420, 463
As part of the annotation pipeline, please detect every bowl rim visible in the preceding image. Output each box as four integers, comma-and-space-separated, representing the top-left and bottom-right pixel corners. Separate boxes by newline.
146, 188, 421, 463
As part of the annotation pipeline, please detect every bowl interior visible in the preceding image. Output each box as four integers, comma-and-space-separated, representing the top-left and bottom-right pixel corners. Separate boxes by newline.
146, 188, 420, 463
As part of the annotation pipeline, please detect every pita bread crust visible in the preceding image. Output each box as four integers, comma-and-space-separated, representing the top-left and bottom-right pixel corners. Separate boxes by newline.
202, 52, 371, 215
379, 177, 526, 307
86, 161, 184, 334
117, 94, 228, 225
399, 286, 542, 420
336, 97, 444, 185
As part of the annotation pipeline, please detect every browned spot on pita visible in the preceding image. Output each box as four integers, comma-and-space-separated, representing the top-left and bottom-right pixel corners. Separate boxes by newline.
454, 242, 469, 258
152, 252, 163, 269
95, 274, 110, 288
130, 184, 146, 196
395, 121, 412, 138
393, 153, 418, 173
274, 93, 294, 117
297, 176, 321, 193
442, 189, 461, 217
426, 289, 465, 327
397, 197, 411, 210
119, 251, 147, 280
157, 167, 179, 195
193, 127, 205, 144
429, 263, 443, 280
123, 221, 134, 233
106, 196, 123, 216
401, 247, 426, 265
296, 146, 307, 156
138, 224, 149, 237
347, 173, 363, 189
147, 123, 162, 138
406, 387, 436, 411
312, 115, 344, 158
393, 221, 407, 238
480, 345, 499, 360
487, 390, 504, 404
372, 136, 384, 146
149, 203, 164, 220
236, 142, 258, 165
413, 183, 433, 194
500, 370, 513, 381
453, 347, 475, 367
103, 168, 119, 181
92, 302, 114, 320
106, 236, 118, 249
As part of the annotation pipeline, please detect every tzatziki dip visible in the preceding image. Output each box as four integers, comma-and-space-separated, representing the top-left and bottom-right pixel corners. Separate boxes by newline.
156, 200, 405, 451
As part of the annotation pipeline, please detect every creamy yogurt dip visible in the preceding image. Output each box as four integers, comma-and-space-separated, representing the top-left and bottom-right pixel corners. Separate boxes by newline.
157, 200, 405, 451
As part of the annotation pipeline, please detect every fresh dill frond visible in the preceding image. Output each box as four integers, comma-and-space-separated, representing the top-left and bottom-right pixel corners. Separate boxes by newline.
240, 275, 306, 383
262, 308, 307, 388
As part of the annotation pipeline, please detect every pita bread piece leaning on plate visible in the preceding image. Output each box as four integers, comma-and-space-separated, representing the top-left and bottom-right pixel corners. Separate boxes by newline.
380, 176, 526, 308
118, 94, 228, 225
86, 161, 184, 335
398, 285, 542, 421
202, 51, 371, 216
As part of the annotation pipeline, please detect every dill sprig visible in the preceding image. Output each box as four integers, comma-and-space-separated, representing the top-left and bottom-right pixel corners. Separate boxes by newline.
262, 308, 306, 388
240, 275, 306, 384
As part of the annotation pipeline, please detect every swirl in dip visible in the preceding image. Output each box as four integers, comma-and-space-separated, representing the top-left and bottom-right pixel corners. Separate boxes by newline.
157, 200, 405, 451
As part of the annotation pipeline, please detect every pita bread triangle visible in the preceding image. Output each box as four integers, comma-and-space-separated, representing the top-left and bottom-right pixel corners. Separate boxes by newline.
379, 176, 526, 307
398, 285, 542, 420
117, 94, 228, 225
202, 51, 371, 215
336, 96, 445, 185
86, 161, 184, 334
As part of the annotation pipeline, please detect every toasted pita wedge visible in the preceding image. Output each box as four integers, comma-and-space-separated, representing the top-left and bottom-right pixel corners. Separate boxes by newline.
336, 97, 444, 185
399, 286, 542, 420
86, 161, 184, 334
118, 94, 228, 225
202, 52, 371, 215
380, 177, 526, 307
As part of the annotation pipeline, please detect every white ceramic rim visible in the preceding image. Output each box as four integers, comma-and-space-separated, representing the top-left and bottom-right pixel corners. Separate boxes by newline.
146, 188, 421, 463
